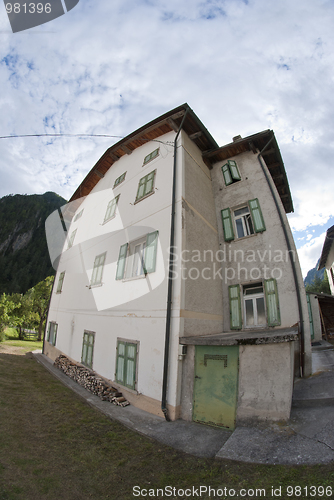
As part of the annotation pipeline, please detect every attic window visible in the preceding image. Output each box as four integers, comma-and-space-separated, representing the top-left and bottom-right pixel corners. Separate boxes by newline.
114, 172, 126, 188
222, 160, 241, 186
143, 148, 159, 165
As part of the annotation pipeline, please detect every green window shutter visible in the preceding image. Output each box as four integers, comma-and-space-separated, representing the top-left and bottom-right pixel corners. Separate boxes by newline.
228, 160, 241, 181
116, 341, 125, 384
104, 195, 119, 222
46, 323, 51, 342
116, 243, 128, 280
144, 231, 158, 274
144, 148, 159, 165
53, 324, 58, 346
125, 343, 136, 388
229, 285, 242, 330
222, 164, 233, 185
91, 253, 106, 286
264, 279, 281, 326
249, 198, 266, 233
144, 171, 155, 196
136, 177, 146, 201
221, 208, 234, 241
56, 271, 65, 293
306, 294, 314, 340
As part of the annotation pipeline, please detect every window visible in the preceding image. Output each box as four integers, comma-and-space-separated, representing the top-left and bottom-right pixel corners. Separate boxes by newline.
104, 195, 120, 223
56, 271, 65, 293
116, 231, 158, 280
47, 322, 58, 346
135, 170, 156, 202
81, 331, 95, 369
67, 229, 77, 249
221, 199, 265, 241
229, 279, 280, 330
222, 160, 241, 186
90, 252, 106, 286
243, 283, 266, 327
116, 340, 138, 390
143, 148, 159, 165
74, 209, 84, 222
113, 172, 126, 188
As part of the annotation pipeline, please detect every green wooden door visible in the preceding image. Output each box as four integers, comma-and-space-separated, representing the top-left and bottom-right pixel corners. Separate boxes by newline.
193, 345, 239, 430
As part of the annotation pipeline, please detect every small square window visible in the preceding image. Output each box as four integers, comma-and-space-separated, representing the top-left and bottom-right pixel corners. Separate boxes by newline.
135, 170, 156, 202
56, 271, 65, 293
74, 209, 84, 222
90, 252, 106, 286
82, 331, 95, 369
67, 229, 77, 249
143, 148, 159, 165
104, 195, 120, 223
113, 172, 126, 188
222, 160, 241, 186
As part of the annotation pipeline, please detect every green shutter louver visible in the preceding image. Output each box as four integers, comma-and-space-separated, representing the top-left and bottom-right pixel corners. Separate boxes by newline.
144, 231, 158, 274
228, 160, 241, 181
116, 341, 137, 390
249, 198, 266, 233
221, 208, 234, 241
229, 284, 242, 330
264, 279, 281, 326
222, 164, 233, 185
116, 243, 128, 280
306, 294, 314, 340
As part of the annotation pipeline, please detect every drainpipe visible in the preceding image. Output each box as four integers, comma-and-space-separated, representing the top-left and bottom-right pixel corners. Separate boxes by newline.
257, 135, 305, 376
161, 108, 189, 421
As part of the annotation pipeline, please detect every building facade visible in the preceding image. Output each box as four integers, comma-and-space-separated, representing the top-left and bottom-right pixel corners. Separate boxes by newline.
44, 104, 312, 428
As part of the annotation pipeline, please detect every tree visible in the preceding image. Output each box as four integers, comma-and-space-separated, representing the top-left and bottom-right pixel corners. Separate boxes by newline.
9, 293, 38, 340
305, 272, 331, 295
28, 276, 54, 341
0, 293, 15, 341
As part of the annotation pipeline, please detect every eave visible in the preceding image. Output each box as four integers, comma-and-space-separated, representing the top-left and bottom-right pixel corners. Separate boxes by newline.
318, 225, 334, 270
203, 130, 294, 214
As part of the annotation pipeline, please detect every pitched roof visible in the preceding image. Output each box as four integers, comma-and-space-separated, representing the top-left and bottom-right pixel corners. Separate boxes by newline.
68, 104, 293, 214
318, 225, 334, 269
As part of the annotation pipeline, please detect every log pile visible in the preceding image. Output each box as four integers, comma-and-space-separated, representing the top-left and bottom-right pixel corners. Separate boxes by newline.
54, 354, 130, 407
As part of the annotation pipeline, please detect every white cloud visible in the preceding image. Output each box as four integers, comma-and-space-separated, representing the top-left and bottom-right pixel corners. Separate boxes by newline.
296, 232, 326, 278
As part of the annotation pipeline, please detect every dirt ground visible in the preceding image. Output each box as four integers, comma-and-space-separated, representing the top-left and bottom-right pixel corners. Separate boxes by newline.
0, 344, 26, 355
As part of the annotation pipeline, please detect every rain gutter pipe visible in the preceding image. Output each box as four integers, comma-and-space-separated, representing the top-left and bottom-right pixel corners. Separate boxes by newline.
161, 108, 189, 421
257, 136, 305, 376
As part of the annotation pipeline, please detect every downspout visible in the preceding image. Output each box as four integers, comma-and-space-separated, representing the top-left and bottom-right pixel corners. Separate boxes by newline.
257, 136, 305, 376
161, 108, 189, 421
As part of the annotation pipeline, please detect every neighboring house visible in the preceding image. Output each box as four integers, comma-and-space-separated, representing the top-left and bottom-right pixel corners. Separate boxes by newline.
317, 226, 334, 338
44, 104, 312, 429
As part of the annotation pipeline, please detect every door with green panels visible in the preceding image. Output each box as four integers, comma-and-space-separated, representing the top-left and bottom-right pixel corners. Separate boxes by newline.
193, 345, 239, 430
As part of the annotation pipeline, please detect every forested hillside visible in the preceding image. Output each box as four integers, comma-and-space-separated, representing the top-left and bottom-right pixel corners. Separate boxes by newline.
0, 192, 67, 294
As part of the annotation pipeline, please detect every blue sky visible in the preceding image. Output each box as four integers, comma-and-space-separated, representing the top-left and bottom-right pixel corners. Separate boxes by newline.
0, 0, 334, 277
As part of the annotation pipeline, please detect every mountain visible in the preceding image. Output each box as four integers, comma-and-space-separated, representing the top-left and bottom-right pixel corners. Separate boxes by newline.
0, 192, 67, 295
304, 259, 325, 287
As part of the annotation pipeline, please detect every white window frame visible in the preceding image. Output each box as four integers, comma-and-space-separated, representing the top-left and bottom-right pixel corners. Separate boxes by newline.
125, 236, 146, 279
243, 283, 266, 328
233, 206, 254, 239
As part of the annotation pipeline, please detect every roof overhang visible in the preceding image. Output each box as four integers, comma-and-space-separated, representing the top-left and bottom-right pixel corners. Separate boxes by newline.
318, 225, 334, 270
69, 103, 219, 204
202, 130, 294, 213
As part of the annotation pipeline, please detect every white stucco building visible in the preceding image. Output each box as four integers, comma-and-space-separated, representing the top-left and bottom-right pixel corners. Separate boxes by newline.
44, 104, 312, 428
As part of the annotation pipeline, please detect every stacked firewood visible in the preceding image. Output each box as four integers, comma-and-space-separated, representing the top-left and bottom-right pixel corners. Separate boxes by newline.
54, 354, 130, 407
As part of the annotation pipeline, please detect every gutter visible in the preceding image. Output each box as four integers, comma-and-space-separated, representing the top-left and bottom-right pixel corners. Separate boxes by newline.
257, 135, 305, 376
161, 108, 189, 421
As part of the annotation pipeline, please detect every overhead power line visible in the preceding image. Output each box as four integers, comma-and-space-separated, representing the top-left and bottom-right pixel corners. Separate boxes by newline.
0, 133, 124, 139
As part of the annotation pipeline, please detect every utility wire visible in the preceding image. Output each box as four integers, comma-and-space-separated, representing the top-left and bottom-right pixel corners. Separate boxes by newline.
0, 133, 124, 139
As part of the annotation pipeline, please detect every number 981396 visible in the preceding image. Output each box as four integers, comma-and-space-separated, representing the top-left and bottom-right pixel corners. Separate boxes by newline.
5, 3, 52, 14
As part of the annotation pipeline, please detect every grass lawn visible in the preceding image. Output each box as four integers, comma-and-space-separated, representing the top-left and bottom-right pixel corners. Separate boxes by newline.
0, 353, 333, 500
0, 328, 43, 354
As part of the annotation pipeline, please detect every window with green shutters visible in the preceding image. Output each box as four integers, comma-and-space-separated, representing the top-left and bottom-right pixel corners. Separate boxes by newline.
135, 170, 156, 202
47, 322, 58, 346
81, 331, 95, 369
90, 252, 106, 286
113, 172, 126, 188
228, 279, 281, 330
143, 148, 159, 165
115, 231, 159, 280
56, 271, 65, 293
229, 284, 242, 329
104, 195, 120, 223
264, 278, 281, 326
221, 199, 266, 241
116, 340, 138, 390
222, 160, 241, 186
74, 209, 84, 222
